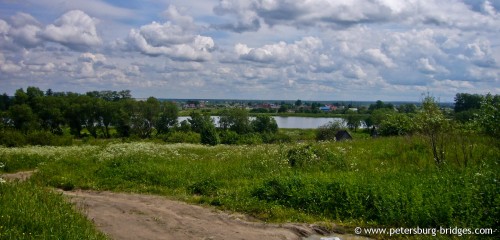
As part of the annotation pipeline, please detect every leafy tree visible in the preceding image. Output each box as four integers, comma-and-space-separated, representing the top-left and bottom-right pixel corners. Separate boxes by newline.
415, 95, 450, 166
295, 99, 302, 107
219, 108, 252, 134
345, 111, 362, 132
35, 96, 65, 135
189, 112, 211, 133
368, 100, 394, 112
252, 115, 278, 133
8, 104, 38, 133
369, 108, 396, 127
81, 96, 100, 138
26, 86, 44, 109
316, 121, 343, 141
454, 93, 483, 112
379, 113, 414, 136
96, 99, 116, 138
113, 99, 135, 138
156, 101, 178, 135
0, 93, 11, 111
453, 93, 484, 123
13, 88, 29, 105
64, 95, 85, 137
397, 103, 417, 113
131, 97, 160, 138
475, 93, 499, 138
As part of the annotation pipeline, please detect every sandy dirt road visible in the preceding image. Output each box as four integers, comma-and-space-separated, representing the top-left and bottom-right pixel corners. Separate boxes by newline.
2, 171, 369, 240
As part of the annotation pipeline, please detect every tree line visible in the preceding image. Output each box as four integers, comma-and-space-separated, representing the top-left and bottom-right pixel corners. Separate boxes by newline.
0, 86, 284, 146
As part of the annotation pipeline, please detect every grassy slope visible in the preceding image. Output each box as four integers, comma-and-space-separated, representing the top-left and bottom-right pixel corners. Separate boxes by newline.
0, 181, 107, 239
1, 135, 498, 236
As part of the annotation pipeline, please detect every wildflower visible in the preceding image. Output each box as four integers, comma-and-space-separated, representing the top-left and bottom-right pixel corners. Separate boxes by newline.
0, 178, 6, 184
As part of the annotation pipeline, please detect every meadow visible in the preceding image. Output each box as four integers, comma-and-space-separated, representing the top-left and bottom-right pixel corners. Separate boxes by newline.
1, 134, 498, 238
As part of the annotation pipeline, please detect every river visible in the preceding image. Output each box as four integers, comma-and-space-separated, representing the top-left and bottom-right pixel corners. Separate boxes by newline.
178, 116, 344, 129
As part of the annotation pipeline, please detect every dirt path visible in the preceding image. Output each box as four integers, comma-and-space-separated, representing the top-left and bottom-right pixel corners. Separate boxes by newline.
2, 171, 369, 240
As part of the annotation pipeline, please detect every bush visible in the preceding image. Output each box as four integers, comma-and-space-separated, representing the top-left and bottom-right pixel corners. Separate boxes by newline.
0, 130, 26, 147
200, 122, 220, 146
379, 113, 415, 136
261, 132, 292, 144
164, 131, 200, 144
236, 133, 263, 145
219, 130, 239, 144
26, 131, 73, 146
287, 145, 318, 167
316, 121, 343, 141
187, 178, 219, 196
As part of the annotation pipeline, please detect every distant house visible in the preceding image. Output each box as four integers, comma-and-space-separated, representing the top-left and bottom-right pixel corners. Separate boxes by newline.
335, 130, 352, 141
319, 106, 331, 111
319, 105, 337, 112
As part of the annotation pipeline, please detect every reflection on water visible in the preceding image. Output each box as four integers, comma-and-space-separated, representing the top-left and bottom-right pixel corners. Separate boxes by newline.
178, 116, 344, 129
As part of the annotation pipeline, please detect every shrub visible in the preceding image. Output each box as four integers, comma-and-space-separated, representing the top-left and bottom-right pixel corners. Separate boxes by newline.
236, 133, 263, 145
316, 121, 343, 141
287, 145, 318, 167
187, 178, 219, 196
379, 113, 415, 136
219, 130, 239, 144
200, 122, 220, 146
164, 131, 200, 144
0, 130, 26, 147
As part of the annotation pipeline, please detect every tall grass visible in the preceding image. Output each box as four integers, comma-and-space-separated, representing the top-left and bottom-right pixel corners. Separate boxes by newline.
1, 134, 498, 235
0, 181, 107, 239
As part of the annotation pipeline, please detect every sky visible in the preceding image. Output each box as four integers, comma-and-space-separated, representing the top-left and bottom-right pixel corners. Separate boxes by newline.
0, 0, 499, 102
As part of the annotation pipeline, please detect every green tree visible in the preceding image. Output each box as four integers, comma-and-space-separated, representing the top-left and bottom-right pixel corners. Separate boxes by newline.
252, 115, 278, 133
345, 111, 362, 132
397, 103, 417, 113
0, 93, 11, 111
219, 108, 252, 134
131, 97, 160, 138
189, 112, 211, 133
316, 121, 343, 141
415, 95, 450, 166
96, 99, 116, 138
36, 96, 65, 135
13, 88, 29, 105
156, 101, 179, 135
295, 99, 302, 107
8, 104, 38, 133
454, 93, 483, 112
476, 93, 499, 138
200, 119, 220, 146
379, 113, 414, 136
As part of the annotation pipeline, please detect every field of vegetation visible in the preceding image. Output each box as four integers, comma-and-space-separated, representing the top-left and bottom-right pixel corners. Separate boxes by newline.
1, 134, 498, 238
1, 88, 499, 238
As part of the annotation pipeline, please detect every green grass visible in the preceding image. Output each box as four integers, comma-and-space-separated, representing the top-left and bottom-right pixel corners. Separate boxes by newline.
1, 135, 499, 237
0, 181, 107, 239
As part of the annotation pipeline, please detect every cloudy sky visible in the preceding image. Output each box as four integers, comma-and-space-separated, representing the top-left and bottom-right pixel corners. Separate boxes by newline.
0, 0, 499, 101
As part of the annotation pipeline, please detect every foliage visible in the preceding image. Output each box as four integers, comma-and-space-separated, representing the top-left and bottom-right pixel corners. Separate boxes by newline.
287, 145, 318, 167
475, 93, 500, 138
415, 95, 450, 166
163, 131, 200, 144
345, 111, 363, 132
219, 108, 253, 134
252, 115, 278, 133
200, 118, 220, 146
454, 93, 483, 113
316, 121, 343, 141
1, 136, 497, 234
156, 101, 179, 135
0, 181, 107, 239
378, 113, 415, 136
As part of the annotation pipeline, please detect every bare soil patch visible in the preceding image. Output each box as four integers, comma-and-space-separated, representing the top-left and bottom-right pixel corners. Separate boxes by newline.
2, 171, 368, 240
